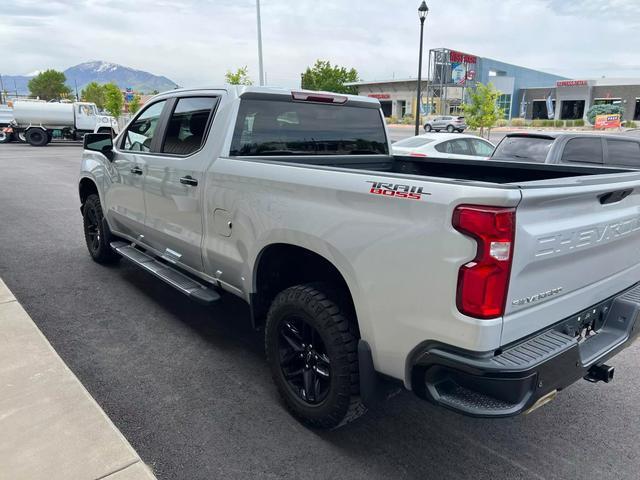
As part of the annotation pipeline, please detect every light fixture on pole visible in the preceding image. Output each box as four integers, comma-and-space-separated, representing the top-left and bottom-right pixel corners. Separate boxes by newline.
256, 0, 265, 86
415, 1, 429, 135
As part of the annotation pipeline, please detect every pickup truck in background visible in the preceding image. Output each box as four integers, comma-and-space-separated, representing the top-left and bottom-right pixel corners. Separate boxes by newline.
5, 100, 118, 146
492, 132, 640, 168
79, 86, 640, 428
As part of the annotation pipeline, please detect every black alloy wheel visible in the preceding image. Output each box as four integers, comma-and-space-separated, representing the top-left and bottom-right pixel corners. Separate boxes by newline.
278, 315, 331, 404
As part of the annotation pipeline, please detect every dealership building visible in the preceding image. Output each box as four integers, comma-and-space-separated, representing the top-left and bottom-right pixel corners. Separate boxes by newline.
521, 78, 640, 122
346, 48, 566, 119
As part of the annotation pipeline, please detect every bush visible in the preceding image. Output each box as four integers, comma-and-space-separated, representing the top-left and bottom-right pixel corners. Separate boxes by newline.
554, 120, 564, 128
531, 119, 545, 127
401, 115, 415, 125
586, 104, 624, 125
564, 120, 574, 128
496, 119, 508, 127
574, 119, 585, 127
625, 120, 638, 128
387, 115, 398, 124
510, 118, 526, 127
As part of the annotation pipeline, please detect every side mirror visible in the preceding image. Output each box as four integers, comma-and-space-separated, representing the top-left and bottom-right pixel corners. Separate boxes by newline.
83, 133, 114, 161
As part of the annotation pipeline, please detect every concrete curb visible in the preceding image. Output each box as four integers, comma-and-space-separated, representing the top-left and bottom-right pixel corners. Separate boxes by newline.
0, 277, 156, 480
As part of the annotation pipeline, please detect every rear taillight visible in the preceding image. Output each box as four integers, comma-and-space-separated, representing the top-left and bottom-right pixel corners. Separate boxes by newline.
453, 205, 515, 319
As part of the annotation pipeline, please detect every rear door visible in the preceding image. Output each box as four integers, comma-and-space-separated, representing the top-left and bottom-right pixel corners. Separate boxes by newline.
604, 138, 640, 168
502, 172, 640, 344
143, 94, 220, 271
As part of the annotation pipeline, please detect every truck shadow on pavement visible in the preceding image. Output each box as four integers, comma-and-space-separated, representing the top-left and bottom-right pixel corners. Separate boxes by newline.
104, 261, 638, 480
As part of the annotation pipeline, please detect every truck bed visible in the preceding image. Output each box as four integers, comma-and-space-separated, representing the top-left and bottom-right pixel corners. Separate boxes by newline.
253, 154, 631, 184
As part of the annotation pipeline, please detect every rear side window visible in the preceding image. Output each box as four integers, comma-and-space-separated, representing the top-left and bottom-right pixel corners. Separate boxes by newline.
230, 99, 388, 156
492, 136, 554, 162
123, 100, 167, 152
606, 139, 640, 167
561, 137, 603, 164
435, 139, 473, 155
162, 97, 218, 155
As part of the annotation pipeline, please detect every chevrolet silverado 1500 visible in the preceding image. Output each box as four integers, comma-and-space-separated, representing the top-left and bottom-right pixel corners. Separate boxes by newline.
79, 86, 640, 428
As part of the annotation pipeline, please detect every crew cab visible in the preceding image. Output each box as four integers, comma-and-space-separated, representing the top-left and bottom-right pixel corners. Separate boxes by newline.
79, 86, 640, 428
492, 131, 640, 168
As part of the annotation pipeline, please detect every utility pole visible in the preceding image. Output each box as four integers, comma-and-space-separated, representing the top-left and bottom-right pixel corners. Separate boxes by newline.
256, 0, 264, 86
0, 74, 4, 104
74, 79, 79, 100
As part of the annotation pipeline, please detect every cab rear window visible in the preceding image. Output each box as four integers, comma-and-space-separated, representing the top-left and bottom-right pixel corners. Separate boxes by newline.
230, 99, 388, 156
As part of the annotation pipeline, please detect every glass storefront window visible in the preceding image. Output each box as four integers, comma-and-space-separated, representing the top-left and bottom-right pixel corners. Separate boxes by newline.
497, 94, 512, 119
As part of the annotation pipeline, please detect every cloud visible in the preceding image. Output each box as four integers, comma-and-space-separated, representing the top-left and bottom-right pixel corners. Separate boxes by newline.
1, 0, 638, 88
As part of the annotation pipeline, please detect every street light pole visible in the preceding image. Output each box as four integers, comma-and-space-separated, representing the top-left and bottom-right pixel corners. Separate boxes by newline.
256, 0, 265, 86
415, 1, 429, 136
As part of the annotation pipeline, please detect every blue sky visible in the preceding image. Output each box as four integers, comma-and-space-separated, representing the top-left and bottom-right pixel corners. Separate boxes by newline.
2, 0, 639, 87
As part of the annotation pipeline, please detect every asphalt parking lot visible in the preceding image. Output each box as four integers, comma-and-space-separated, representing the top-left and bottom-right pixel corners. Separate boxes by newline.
1, 142, 640, 480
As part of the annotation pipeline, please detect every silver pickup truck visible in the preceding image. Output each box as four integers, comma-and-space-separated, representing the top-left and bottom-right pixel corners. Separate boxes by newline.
79, 86, 640, 429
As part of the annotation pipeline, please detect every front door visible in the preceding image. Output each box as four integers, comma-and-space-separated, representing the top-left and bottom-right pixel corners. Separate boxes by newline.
104, 100, 168, 240
76, 103, 97, 131
142, 95, 219, 271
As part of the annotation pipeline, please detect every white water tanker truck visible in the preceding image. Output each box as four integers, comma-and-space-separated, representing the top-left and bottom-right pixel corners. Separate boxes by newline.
3, 101, 119, 146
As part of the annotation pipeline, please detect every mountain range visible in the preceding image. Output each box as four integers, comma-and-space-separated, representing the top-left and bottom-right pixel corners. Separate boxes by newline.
1, 61, 178, 96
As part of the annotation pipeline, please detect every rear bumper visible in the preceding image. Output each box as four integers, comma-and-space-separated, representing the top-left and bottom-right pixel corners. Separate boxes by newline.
411, 283, 640, 417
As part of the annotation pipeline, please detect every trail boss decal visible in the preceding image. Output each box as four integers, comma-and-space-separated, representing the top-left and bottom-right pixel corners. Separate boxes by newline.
366, 181, 431, 200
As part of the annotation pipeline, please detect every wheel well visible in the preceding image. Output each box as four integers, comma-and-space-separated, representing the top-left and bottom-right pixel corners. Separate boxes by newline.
251, 244, 357, 331
79, 178, 98, 207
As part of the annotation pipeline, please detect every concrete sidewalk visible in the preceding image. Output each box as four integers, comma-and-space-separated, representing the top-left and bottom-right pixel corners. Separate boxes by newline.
0, 278, 156, 480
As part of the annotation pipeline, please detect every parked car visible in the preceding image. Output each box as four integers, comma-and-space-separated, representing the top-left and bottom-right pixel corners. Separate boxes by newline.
80, 86, 640, 429
491, 132, 640, 168
392, 133, 495, 160
424, 115, 466, 132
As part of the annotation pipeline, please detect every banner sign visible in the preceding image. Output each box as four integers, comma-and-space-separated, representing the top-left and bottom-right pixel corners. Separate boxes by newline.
595, 114, 621, 129
451, 63, 466, 85
556, 80, 588, 87
545, 94, 555, 119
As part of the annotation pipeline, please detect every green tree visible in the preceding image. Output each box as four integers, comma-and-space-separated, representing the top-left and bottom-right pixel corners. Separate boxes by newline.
225, 66, 253, 85
28, 69, 71, 100
301, 60, 359, 94
128, 94, 142, 115
462, 82, 504, 138
103, 83, 124, 119
586, 104, 624, 125
80, 81, 105, 109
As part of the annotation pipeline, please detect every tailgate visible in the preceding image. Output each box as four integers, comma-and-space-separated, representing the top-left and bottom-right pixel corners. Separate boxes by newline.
502, 173, 640, 344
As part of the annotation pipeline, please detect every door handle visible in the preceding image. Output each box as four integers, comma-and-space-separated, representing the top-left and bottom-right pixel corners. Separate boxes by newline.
130, 166, 143, 175
180, 175, 198, 186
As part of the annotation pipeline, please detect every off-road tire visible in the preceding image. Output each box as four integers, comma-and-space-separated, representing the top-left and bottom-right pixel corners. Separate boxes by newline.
82, 194, 120, 264
265, 283, 365, 429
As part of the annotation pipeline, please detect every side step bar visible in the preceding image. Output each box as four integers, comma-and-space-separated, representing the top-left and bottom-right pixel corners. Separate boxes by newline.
110, 241, 220, 305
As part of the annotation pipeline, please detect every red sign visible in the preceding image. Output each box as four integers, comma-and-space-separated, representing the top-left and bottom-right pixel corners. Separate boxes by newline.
368, 93, 390, 99
449, 50, 477, 64
595, 114, 621, 129
556, 80, 588, 87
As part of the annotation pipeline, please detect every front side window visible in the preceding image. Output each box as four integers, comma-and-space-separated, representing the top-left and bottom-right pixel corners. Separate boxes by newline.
561, 137, 603, 164
230, 99, 388, 156
123, 100, 166, 152
470, 139, 495, 156
162, 97, 219, 155
492, 136, 554, 162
